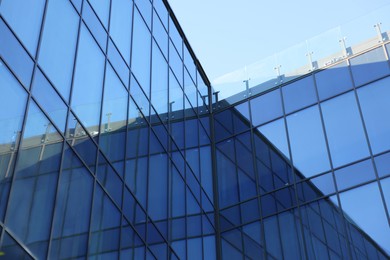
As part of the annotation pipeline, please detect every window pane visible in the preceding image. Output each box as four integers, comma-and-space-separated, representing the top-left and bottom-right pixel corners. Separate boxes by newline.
71, 25, 105, 132
357, 76, 390, 154
321, 92, 369, 168
250, 89, 283, 126
131, 9, 151, 97
0, 63, 28, 221
50, 145, 93, 259
39, 0, 79, 102
153, 10, 168, 58
151, 42, 168, 115
335, 159, 376, 190
6, 101, 63, 259
375, 152, 390, 178
0, 0, 45, 55
257, 118, 290, 159
169, 40, 183, 87
88, 0, 110, 29
381, 177, 390, 217
100, 64, 127, 172
287, 105, 330, 177
0, 19, 34, 87
350, 47, 390, 86
82, 1, 107, 51
135, 0, 152, 28
315, 61, 353, 100
339, 183, 390, 253
282, 76, 317, 114
148, 154, 168, 220
32, 69, 67, 133
0, 62, 27, 152
110, 0, 132, 65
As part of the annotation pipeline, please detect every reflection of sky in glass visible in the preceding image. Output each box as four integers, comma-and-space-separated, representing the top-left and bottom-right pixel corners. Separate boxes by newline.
287, 106, 330, 177
321, 92, 369, 168
340, 183, 390, 253
258, 119, 290, 159
358, 76, 390, 154
0, 63, 27, 145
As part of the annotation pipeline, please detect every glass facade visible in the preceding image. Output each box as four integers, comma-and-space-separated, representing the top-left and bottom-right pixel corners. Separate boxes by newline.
0, 0, 389, 259
213, 44, 390, 259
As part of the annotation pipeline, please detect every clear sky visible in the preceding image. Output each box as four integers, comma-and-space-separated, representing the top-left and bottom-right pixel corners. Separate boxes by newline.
168, 0, 389, 82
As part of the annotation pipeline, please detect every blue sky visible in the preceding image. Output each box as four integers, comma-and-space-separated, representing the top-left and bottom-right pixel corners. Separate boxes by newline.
168, 0, 389, 81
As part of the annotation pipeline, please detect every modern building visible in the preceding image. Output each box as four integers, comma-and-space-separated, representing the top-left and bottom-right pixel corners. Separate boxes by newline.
0, 0, 389, 259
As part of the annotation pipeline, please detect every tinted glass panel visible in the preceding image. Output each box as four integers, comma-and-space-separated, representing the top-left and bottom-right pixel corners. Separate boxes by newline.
257, 118, 290, 159
151, 42, 168, 115
131, 9, 151, 97
358, 76, 390, 154
375, 152, 390, 178
39, 0, 79, 101
0, 0, 45, 55
287, 105, 330, 177
282, 76, 317, 114
88, 0, 110, 29
321, 92, 369, 168
350, 47, 390, 86
153, 11, 168, 58
6, 101, 63, 259
0, 19, 34, 87
251, 89, 283, 126
335, 159, 376, 190
315, 61, 353, 100
339, 183, 390, 253
71, 25, 104, 132
50, 145, 93, 259
110, 0, 132, 64
32, 69, 67, 133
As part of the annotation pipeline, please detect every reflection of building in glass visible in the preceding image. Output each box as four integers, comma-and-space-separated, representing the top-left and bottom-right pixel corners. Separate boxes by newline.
0, 0, 390, 259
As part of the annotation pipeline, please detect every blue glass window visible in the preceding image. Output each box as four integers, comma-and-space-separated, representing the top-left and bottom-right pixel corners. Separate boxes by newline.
88, 0, 110, 29
0, 62, 28, 151
110, 0, 132, 65
375, 152, 390, 177
151, 42, 168, 115
287, 105, 330, 177
38, 0, 79, 102
257, 118, 290, 159
350, 47, 390, 86
132, 9, 151, 97
71, 24, 105, 132
107, 39, 130, 87
381, 177, 390, 217
358, 76, 390, 154
321, 92, 369, 168
169, 17, 182, 58
153, 11, 168, 58
89, 185, 121, 256
250, 89, 283, 126
32, 69, 67, 133
170, 45, 183, 93
148, 154, 168, 220
154, 0, 168, 29
6, 101, 63, 259
315, 61, 353, 100
339, 183, 390, 253
82, 2, 107, 51
169, 70, 184, 120
335, 159, 376, 190
135, 0, 152, 28
0, 0, 45, 56
50, 145, 93, 259
0, 19, 34, 87
282, 76, 317, 114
